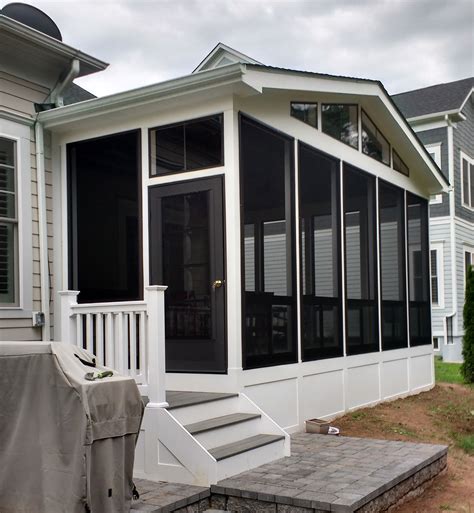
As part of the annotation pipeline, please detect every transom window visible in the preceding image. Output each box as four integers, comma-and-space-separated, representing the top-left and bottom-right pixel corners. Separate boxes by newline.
393, 149, 409, 176
150, 114, 223, 176
361, 110, 390, 166
290, 102, 318, 128
322, 104, 359, 149
461, 152, 474, 209
0, 137, 17, 305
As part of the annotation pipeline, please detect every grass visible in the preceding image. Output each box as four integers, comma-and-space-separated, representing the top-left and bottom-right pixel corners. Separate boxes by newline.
454, 433, 474, 454
435, 358, 465, 384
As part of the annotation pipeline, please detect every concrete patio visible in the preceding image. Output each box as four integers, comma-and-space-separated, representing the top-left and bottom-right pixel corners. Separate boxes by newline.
132, 433, 448, 512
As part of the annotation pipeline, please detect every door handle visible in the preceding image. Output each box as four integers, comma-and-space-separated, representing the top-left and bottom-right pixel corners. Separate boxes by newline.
212, 279, 224, 289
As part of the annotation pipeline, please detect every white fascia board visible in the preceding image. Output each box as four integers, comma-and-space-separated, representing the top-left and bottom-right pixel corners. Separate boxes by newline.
243, 66, 448, 193
39, 64, 256, 129
0, 15, 108, 76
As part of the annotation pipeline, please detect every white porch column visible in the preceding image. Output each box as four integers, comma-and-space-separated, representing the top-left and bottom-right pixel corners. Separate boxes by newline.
58, 290, 80, 344
145, 285, 168, 408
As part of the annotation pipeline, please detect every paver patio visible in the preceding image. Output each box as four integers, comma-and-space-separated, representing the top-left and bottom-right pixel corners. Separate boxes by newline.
132, 433, 448, 512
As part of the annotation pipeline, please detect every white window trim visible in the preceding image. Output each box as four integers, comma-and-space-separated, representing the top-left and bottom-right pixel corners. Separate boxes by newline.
0, 123, 33, 318
464, 244, 474, 289
426, 143, 442, 205
460, 150, 474, 210
430, 242, 445, 309
432, 335, 441, 352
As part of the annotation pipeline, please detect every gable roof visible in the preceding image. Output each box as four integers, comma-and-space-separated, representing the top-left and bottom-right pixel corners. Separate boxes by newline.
193, 42, 261, 73
392, 77, 474, 119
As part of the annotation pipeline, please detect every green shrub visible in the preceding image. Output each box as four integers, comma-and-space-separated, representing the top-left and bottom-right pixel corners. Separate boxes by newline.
461, 265, 474, 383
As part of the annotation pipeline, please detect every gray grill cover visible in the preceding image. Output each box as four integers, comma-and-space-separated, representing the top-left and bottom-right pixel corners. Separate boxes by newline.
0, 342, 144, 513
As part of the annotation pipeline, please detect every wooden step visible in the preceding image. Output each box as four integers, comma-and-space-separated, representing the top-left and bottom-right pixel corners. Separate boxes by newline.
209, 434, 285, 461
185, 413, 261, 435
166, 391, 238, 410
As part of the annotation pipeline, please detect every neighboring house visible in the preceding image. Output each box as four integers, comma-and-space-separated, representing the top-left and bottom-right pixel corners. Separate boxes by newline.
1, 6, 448, 485
393, 78, 474, 362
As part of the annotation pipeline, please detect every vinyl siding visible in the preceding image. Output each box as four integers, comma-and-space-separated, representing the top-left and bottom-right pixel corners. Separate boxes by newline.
430, 221, 452, 337
454, 93, 474, 222
0, 70, 53, 340
0, 71, 49, 117
416, 127, 450, 218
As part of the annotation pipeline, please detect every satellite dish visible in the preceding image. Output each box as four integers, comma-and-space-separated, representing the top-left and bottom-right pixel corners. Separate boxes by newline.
1, 3, 62, 41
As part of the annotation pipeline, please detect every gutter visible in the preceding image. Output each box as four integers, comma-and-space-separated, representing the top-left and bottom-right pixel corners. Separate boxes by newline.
34, 120, 50, 341
50, 58, 80, 107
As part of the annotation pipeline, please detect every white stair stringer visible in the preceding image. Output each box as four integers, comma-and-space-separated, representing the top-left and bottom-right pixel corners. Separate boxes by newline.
134, 393, 290, 486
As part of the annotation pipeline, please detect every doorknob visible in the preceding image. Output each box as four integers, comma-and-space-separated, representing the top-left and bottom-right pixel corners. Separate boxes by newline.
212, 279, 224, 289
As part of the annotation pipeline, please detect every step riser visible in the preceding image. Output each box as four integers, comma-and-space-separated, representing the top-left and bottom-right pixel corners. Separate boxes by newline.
194, 417, 262, 450
216, 439, 286, 482
168, 396, 241, 425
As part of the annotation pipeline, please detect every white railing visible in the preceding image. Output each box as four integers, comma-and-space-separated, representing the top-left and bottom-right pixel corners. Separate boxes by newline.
58, 285, 168, 406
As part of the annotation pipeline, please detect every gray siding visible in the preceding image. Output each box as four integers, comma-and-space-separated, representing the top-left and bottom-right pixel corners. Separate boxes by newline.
454, 93, 474, 222
416, 127, 450, 218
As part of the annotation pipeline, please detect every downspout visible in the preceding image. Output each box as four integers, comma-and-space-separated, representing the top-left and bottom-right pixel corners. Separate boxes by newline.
34, 121, 50, 341
446, 115, 458, 336
34, 59, 80, 340
50, 58, 80, 107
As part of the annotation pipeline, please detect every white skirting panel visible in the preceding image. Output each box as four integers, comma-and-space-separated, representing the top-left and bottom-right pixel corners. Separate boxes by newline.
243, 378, 298, 429
237, 346, 434, 432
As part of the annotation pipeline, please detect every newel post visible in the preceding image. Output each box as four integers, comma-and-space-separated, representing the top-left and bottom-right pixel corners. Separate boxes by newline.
58, 291, 80, 345
145, 285, 168, 407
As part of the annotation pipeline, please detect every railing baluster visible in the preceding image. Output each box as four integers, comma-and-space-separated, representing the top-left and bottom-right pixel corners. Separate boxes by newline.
116, 312, 125, 374
105, 312, 114, 368
139, 311, 146, 376
76, 314, 83, 349
96, 313, 104, 366
129, 312, 137, 379
85, 313, 93, 354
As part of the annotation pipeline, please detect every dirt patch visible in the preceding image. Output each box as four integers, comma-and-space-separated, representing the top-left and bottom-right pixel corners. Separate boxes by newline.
334, 383, 473, 512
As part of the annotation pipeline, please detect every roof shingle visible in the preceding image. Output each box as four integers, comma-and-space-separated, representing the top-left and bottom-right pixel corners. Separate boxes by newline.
392, 77, 474, 119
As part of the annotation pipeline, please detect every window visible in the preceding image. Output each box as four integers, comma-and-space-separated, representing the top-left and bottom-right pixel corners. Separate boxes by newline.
68, 131, 142, 303
407, 193, 431, 346
461, 152, 474, 209
240, 115, 296, 369
392, 149, 409, 176
150, 114, 223, 175
379, 181, 407, 350
0, 137, 17, 305
430, 246, 444, 308
432, 336, 440, 351
291, 102, 318, 128
446, 314, 454, 345
361, 110, 390, 166
322, 104, 358, 149
465, 249, 474, 285
343, 164, 378, 355
299, 143, 342, 360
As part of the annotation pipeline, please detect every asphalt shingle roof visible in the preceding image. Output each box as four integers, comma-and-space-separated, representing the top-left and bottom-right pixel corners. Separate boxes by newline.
63, 83, 96, 105
392, 77, 474, 119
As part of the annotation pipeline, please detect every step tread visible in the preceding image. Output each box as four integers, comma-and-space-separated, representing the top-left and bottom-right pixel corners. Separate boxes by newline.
185, 412, 261, 435
209, 434, 285, 461
166, 391, 238, 410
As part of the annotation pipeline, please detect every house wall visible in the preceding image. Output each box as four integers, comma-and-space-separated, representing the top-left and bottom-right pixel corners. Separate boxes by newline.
0, 69, 55, 341
416, 127, 449, 217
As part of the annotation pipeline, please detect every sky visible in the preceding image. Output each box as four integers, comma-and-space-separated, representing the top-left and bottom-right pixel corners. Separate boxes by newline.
25, 0, 474, 98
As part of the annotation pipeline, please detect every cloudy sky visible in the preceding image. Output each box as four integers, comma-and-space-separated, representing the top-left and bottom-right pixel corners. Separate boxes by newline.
29, 0, 473, 97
